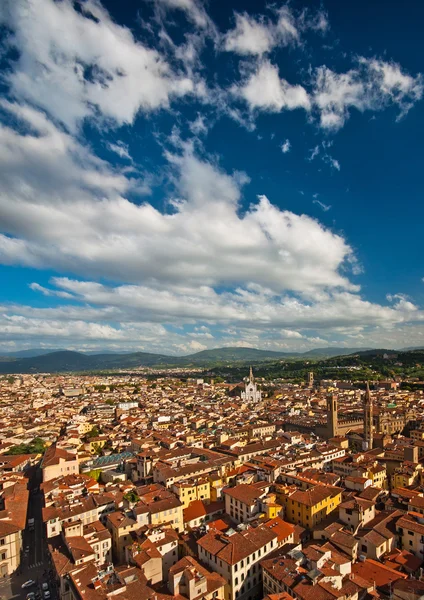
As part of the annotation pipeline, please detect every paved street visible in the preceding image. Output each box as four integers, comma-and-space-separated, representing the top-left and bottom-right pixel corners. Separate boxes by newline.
0, 471, 57, 600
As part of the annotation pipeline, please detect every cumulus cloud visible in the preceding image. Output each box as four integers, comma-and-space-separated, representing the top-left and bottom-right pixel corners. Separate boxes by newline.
0, 101, 354, 295
222, 5, 328, 57
223, 13, 276, 56
0, 1, 423, 354
1, 0, 194, 131
3, 279, 424, 353
281, 139, 291, 153
314, 59, 423, 131
236, 60, 310, 113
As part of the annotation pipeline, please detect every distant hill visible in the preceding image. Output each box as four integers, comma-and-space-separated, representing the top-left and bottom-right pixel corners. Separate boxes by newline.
0, 347, 294, 374
0, 350, 178, 374
400, 346, 424, 352
0, 348, 67, 360
181, 347, 294, 363
0, 345, 419, 375
301, 347, 372, 358
347, 348, 396, 357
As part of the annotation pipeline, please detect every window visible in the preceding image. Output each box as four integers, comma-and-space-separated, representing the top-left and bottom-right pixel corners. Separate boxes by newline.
0, 540, 4, 546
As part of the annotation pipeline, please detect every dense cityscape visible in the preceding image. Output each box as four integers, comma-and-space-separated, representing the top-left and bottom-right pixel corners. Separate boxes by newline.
2, 0, 424, 600
1, 363, 424, 600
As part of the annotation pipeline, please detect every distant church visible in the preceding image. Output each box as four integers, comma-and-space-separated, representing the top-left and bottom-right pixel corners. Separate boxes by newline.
241, 367, 262, 403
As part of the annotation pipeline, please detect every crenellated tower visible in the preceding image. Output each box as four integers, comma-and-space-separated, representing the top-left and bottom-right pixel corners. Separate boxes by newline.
326, 393, 338, 438
363, 381, 374, 450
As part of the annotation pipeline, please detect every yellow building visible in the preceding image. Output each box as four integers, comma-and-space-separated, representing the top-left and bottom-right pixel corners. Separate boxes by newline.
262, 500, 283, 519
84, 436, 108, 455
276, 484, 342, 529
208, 472, 224, 502
171, 478, 210, 509
392, 463, 423, 489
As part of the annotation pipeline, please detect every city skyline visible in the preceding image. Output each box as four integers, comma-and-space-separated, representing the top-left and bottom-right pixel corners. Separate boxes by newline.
1, 0, 424, 354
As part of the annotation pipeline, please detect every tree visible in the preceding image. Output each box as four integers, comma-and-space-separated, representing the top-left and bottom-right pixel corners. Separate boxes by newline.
124, 490, 140, 504
86, 426, 100, 439
8, 437, 46, 455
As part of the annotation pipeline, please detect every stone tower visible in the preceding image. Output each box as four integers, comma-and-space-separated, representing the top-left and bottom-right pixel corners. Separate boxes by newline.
326, 394, 338, 438
307, 372, 314, 388
363, 381, 374, 450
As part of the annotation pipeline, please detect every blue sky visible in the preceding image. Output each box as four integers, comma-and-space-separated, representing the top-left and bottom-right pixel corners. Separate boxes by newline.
0, 0, 424, 354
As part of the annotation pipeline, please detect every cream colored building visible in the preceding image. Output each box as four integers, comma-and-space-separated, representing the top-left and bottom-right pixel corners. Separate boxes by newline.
0, 481, 29, 576
41, 444, 79, 482
198, 524, 278, 600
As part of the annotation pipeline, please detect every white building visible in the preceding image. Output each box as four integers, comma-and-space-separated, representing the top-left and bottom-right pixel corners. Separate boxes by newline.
241, 367, 262, 403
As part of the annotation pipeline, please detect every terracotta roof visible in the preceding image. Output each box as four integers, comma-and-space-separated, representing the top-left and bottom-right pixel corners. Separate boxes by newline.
198, 524, 277, 565
263, 517, 295, 543
42, 444, 77, 468
352, 559, 407, 589
223, 483, 266, 505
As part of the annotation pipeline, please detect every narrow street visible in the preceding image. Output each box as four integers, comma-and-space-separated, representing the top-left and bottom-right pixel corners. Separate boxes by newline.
0, 470, 56, 600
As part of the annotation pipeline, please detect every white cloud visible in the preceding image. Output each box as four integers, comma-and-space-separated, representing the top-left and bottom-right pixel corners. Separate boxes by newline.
222, 5, 328, 57
0, 101, 355, 297
189, 114, 209, 135
281, 139, 291, 153
275, 6, 300, 45
1, 0, 194, 131
236, 60, 310, 113
154, 0, 210, 29
280, 329, 303, 339
308, 145, 320, 161
313, 200, 331, 212
28, 283, 74, 299
107, 142, 132, 161
313, 59, 423, 131
324, 156, 340, 171
3, 279, 423, 354
304, 9, 329, 34
223, 13, 275, 56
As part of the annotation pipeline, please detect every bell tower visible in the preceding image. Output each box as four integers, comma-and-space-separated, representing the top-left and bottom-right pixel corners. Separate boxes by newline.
363, 382, 374, 450
307, 372, 314, 388
326, 394, 338, 438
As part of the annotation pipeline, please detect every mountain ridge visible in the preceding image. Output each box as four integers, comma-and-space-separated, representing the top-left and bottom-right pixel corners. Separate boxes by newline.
0, 345, 411, 374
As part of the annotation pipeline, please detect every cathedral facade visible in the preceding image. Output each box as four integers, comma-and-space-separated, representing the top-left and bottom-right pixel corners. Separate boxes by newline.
241, 367, 262, 403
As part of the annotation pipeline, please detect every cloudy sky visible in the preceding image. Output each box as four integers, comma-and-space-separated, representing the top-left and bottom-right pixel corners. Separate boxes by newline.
0, 0, 424, 355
